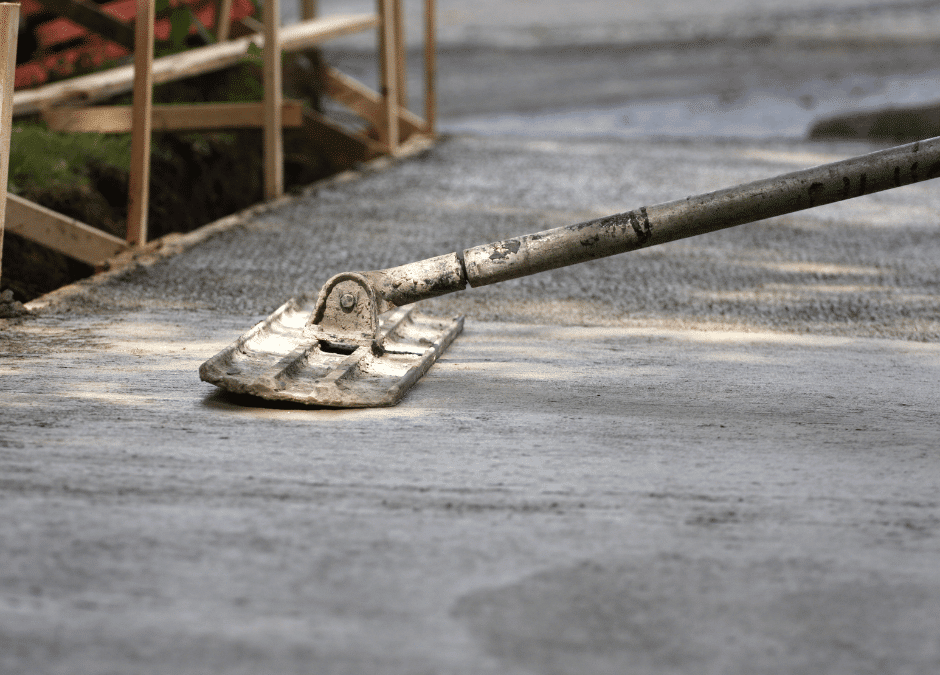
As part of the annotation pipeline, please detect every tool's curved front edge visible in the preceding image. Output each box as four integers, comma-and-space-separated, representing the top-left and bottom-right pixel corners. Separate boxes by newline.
381, 312, 465, 407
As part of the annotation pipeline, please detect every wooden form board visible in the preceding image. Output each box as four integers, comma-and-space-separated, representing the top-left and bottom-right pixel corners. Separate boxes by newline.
5, 193, 129, 265
323, 67, 423, 140
13, 13, 380, 116
43, 100, 304, 132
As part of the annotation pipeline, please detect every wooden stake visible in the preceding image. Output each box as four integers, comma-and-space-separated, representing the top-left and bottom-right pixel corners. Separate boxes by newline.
126, 0, 154, 247
214, 0, 234, 41
377, 0, 399, 151
393, 0, 406, 111
0, 3, 18, 284
263, 0, 283, 199
423, 0, 435, 134
301, 0, 317, 20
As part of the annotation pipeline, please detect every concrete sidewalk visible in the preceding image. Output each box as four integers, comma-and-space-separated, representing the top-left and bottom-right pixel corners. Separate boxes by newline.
319, 0, 940, 141
2, 135, 939, 674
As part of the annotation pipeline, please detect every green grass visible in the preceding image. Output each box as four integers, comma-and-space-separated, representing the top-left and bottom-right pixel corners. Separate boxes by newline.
8, 121, 131, 194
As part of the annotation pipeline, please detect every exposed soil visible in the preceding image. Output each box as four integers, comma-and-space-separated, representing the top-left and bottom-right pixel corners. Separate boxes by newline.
2, 55, 340, 302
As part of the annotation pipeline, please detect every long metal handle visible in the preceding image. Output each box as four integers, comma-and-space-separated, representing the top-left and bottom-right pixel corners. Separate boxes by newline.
368, 136, 940, 307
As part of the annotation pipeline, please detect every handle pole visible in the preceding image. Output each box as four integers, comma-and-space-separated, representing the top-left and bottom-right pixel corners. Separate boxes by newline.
367, 136, 940, 307
463, 136, 940, 286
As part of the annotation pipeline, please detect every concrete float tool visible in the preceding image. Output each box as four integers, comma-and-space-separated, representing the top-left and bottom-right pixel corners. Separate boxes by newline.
201, 137, 940, 407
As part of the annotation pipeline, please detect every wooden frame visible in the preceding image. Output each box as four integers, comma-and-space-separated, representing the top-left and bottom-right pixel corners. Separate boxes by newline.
4, 0, 438, 267
0, 3, 17, 283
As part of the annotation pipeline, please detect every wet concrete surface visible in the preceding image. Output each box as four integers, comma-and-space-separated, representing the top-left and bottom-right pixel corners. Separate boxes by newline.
4, 1, 940, 673
343, 38, 940, 139
319, 0, 940, 139
4, 134, 940, 674
3, 309, 940, 674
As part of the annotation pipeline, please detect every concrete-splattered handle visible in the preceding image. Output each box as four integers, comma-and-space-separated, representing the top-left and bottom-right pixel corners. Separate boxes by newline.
368, 136, 940, 306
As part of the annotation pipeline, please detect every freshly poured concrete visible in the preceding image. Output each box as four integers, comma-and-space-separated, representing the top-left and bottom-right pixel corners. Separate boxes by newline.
321, 0, 940, 141
2, 135, 940, 673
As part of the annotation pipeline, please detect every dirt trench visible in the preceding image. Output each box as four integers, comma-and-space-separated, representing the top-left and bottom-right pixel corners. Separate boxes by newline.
1, 56, 342, 302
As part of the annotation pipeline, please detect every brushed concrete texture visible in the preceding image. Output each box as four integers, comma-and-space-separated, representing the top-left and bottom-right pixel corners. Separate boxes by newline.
2, 134, 940, 674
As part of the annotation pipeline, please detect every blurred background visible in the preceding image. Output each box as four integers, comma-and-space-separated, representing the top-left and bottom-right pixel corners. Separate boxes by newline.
308, 0, 940, 140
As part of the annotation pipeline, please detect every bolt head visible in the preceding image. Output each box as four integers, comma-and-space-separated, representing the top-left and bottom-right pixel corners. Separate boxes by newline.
339, 293, 357, 311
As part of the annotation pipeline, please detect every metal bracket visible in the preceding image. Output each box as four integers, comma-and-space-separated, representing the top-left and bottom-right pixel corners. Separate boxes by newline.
201, 273, 465, 407
303, 272, 384, 352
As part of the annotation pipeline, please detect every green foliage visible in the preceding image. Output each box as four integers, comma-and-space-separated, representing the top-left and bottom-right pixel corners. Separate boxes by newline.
246, 41, 263, 63
7, 122, 131, 194
169, 7, 193, 48
155, 0, 217, 56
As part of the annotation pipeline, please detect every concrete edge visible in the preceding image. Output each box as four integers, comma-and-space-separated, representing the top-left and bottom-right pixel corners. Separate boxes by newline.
22, 135, 437, 313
